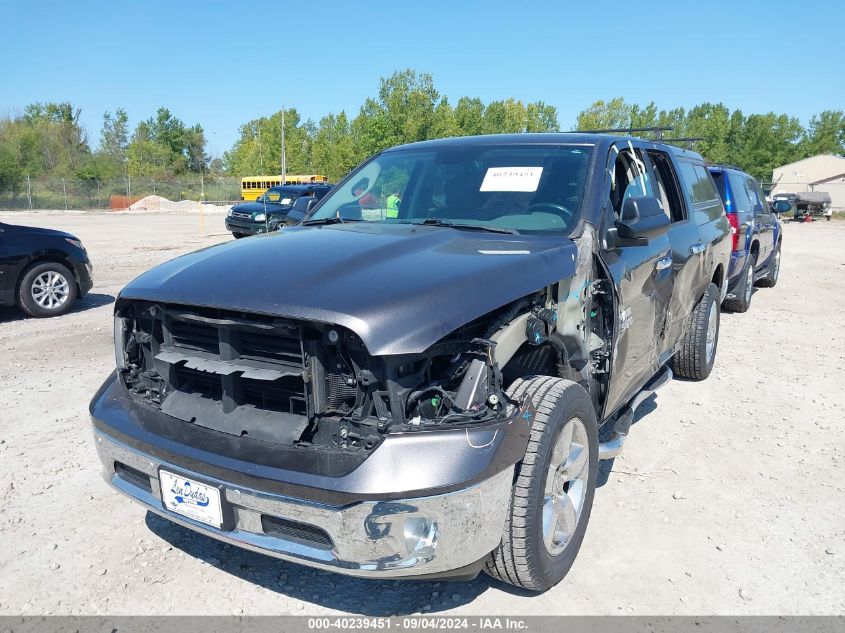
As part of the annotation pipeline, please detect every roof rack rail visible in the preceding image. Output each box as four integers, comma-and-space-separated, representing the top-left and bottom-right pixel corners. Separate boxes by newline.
708, 163, 744, 172
572, 126, 676, 139
662, 137, 704, 149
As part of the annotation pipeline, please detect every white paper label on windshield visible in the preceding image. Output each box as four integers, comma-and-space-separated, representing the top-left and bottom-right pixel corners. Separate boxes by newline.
281, 198, 292, 205
480, 167, 543, 192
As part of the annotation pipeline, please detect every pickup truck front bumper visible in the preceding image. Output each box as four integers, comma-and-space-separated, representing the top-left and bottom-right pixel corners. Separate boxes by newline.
94, 429, 512, 578
91, 377, 529, 580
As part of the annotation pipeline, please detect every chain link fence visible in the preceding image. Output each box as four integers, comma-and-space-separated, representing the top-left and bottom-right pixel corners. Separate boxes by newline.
0, 176, 241, 210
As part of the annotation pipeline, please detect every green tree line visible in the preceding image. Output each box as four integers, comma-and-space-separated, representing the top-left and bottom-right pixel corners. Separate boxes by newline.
2, 69, 844, 196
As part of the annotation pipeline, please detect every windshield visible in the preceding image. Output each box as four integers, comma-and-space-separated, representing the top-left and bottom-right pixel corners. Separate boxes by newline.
308, 144, 593, 234
257, 188, 299, 206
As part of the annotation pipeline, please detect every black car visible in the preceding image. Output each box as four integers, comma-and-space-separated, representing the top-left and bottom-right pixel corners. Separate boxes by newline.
92, 133, 729, 591
0, 221, 93, 317
225, 184, 333, 237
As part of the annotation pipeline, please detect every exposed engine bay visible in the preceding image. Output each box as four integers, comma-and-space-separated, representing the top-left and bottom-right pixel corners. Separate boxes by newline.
114, 245, 614, 460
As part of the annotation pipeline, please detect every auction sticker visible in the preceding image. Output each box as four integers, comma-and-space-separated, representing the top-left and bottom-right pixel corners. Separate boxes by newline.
159, 470, 223, 528
480, 166, 543, 192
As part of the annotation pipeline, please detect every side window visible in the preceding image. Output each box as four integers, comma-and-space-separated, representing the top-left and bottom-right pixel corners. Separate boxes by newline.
727, 172, 753, 219
609, 147, 653, 218
678, 161, 724, 225
747, 178, 767, 215
647, 150, 686, 223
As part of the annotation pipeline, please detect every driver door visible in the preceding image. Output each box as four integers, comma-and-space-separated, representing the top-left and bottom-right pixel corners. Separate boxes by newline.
600, 142, 675, 416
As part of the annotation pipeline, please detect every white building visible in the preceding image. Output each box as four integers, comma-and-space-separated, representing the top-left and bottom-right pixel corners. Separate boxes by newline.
772, 154, 845, 209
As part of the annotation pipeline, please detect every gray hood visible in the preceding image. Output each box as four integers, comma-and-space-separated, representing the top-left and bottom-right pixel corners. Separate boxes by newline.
120, 223, 578, 355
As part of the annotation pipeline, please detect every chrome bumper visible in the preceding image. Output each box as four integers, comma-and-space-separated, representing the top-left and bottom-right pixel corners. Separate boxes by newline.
93, 429, 513, 578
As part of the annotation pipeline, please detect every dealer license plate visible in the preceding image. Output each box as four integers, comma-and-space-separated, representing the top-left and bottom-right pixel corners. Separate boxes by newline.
159, 470, 223, 528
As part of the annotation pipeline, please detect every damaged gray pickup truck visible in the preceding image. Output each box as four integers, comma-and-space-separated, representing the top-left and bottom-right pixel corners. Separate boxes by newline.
91, 133, 730, 591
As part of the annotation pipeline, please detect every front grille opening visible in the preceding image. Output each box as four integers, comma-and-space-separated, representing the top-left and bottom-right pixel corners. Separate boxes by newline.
114, 462, 152, 493
170, 321, 219, 354
242, 376, 307, 415
239, 330, 303, 366
261, 515, 333, 549
174, 366, 223, 400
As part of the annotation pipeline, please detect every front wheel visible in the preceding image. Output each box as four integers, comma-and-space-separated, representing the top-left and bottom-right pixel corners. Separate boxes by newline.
18, 261, 78, 318
484, 376, 598, 592
671, 282, 720, 380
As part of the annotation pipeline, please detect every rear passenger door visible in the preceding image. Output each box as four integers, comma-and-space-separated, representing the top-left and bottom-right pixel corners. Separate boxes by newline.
646, 151, 701, 361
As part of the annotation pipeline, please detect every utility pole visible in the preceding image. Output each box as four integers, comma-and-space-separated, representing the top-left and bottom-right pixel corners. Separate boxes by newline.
281, 105, 286, 184
26, 174, 32, 210
258, 120, 263, 173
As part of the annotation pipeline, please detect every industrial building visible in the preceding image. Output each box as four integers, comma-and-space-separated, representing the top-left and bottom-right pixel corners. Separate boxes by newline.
772, 154, 845, 209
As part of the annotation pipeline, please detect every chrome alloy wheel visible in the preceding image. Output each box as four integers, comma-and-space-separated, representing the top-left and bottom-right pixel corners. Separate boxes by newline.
772, 249, 781, 282
705, 300, 718, 364
543, 417, 589, 556
31, 270, 70, 310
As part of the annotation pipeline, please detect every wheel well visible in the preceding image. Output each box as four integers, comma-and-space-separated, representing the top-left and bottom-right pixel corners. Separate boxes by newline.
710, 263, 724, 294
750, 240, 760, 260
15, 256, 79, 298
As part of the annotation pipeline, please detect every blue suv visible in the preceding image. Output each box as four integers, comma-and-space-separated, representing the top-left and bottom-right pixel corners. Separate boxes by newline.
708, 166, 783, 312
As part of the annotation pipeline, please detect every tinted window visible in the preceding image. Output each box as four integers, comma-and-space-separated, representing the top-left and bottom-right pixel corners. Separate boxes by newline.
678, 161, 724, 225
727, 172, 754, 218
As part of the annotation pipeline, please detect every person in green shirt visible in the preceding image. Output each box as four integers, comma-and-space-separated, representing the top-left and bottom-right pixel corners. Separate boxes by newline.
385, 188, 402, 219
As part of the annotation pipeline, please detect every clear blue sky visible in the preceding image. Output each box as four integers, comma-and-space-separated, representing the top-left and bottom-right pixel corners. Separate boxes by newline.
2, 0, 843, 157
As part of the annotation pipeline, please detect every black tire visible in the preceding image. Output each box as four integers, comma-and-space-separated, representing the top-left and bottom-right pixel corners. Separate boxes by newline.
756, 244, 780, 288
723, 255, 755, 313
232, 232, 246, 239
17, 261, 78, 318
484, 376, 598, 592
671, 282, 720, 381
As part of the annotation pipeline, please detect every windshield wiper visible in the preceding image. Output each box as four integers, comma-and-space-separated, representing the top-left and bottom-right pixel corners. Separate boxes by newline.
301, 217, 343, 226
417, 218, 519, 235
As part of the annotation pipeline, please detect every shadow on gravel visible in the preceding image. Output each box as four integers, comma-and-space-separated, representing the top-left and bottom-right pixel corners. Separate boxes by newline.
597, 393, 658, 487
145, 512, 509, 614
0, 292, 114, 323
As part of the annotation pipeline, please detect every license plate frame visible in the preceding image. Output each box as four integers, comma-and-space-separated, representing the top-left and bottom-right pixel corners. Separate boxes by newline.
159, 469, 225, 529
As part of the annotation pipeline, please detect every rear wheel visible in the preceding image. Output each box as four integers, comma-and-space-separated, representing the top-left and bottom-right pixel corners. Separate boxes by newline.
723, 255, 755, 313
232, 233, 246, 239
756, 245, 780, 288
484, 376, 598, 592
671, 282, 720, 380
18, 262, 78, 318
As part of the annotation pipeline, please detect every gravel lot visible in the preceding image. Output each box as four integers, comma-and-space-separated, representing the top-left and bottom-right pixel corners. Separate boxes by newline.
0, 209, 843, 616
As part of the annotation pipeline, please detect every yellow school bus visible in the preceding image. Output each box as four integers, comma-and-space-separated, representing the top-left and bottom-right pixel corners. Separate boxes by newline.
240, 175, 329, 201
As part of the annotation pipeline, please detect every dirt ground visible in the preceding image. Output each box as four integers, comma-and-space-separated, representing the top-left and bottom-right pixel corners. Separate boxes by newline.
0, 209, 843, 616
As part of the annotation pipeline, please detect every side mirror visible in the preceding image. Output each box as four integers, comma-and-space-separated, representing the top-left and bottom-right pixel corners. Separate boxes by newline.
615, 196, 670, 242
772, 200, 792, 213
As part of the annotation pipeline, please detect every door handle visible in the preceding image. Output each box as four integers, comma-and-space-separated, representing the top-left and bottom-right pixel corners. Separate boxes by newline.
690, 241, 705, 255
655, 255, 672, 271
